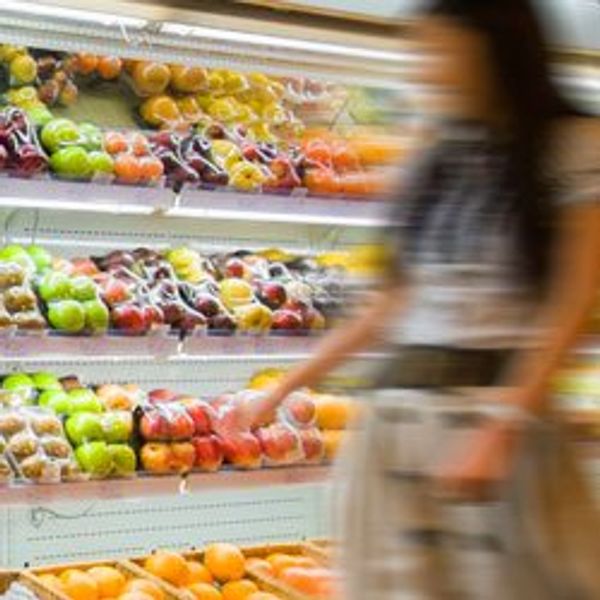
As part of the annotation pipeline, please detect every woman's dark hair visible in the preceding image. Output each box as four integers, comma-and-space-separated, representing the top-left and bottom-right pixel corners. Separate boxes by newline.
426, 0, 579, 288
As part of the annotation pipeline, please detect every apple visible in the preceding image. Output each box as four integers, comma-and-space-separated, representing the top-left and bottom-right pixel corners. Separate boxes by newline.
209, 312, 237, 334
223, 258, 247, 279
178, 308, 208, 334
96, 384, 137, 411
284, 393, 316, 426
304, 306, 326, 331
229, 161, 265, 191
89, 150, 114, 175
167, 406, 195, 440
141, 442, 172, 473
140, 411, 170, 441
68, 276, 97, 302
40, 118, 80, 153
66, 412, 104, 446
148, 389, 176, 404
31, 371, 61, 391
27, 246, 53, 274
271, 309, 303, 332
38, 389, 68, 410
182, 399, 215, 436
100, 277, 131, 306
220, 432, 262, 469
3, 373, 34, 393
111, 303, 147, 334
255, 423, 301, 464
298, 428, 325, 463
50, 146, 93, 180
255, 281, 287, 310
193, 293, 222, 318
102, 412, 132, 444
38, 271, 71, 302
219, 279, 254, 311
48, 300, 86, 332
108, 444, 137, 475
83, 299, 109, 333
75, 441, 113, 477
232, 303, 273, 334
192, 435, 224, 472
169, 441, 195, 473
68, 388, 103, 414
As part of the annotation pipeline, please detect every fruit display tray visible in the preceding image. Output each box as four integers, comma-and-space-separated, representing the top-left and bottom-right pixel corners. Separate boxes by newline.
24, 559, 185, 600
1, 569, 60, 600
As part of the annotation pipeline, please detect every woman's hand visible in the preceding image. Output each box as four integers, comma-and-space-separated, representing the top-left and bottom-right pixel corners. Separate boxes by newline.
434, 417, 523, 502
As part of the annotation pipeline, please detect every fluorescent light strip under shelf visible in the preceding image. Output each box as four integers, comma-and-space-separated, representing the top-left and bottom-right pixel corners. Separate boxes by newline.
0, 197, 154, 215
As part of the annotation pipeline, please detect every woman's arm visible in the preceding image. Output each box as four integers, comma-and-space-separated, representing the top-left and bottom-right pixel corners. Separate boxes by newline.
505, 203, 600, 414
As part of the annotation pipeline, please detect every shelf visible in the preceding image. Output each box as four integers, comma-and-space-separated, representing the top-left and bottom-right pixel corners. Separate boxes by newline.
0, 176, 390, 229
0, 465, 331, 506
173, 187, 390, 228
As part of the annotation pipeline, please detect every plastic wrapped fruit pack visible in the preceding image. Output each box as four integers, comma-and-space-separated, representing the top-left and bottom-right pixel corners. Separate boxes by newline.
0, 433, 14, 484
0, 581, 41, 600
0, 407, 83, 483
0, 261, 46, 331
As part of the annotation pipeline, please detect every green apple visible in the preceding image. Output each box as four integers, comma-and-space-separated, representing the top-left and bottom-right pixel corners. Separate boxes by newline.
27, 246, 53, 274
68, 276, 97, 302
89, 151, 114, 176
0, 245, 36, 275
50, 146, 93, 180
41, 118, 80, 153
48, 300, 86, 332
75, 441, 113, 477
66, 412, 104, 445
31, 371, 62, 391
3, 373, 34, 391
38, 389, 71, 415
26, 105, 54, 127
108, 444, 136, 475
68, 388, 103, 414
79, 123, 103, 152
84, 299, 109, 333
39, 271, 71, 302
103, 412, 132, 444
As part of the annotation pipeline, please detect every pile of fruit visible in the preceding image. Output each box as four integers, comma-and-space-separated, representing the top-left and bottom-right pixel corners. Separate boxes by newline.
0, 243, 343, 337
0, 368, 357, 482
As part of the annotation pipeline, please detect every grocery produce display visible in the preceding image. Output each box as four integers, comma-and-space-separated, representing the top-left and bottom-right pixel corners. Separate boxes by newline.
0, 244, 345, 338
14, 540, 338, 600
0, 367, 356, 483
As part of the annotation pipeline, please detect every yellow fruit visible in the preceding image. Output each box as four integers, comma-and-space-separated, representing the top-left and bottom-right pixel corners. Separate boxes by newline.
221, 579, 258, 600
60, 569, 99, 600
10, 54, 37, 85
88, 566, 127, 598
170, 65, 208, 93
323, 430, 346, 461
186, 583, 222, 600
140, 95, 181, 127
133, 61, 171, 96
314, 395, 352, 430
144, 550, 190, 587
204, 543, 246, 583
186, 561, 214, 585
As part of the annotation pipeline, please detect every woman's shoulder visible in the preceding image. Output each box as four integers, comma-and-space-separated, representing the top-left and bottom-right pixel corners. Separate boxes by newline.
548, 116, 600, 205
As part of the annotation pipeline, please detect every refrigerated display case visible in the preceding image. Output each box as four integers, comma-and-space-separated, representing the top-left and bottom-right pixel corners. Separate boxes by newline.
0, 0, 597, 591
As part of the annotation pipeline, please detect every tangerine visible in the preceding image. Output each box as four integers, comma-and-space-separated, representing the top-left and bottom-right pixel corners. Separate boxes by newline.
186, 561, 214, 585
77, 53, 99, 75
140, 156, 164, 182
98, 56, 123, 80
118, 593, 155, 600
246, 594, 280, 600
244, 558, 274, 578
204, 543, 246, 583
186, 583, 222, 600
37, 574, 64, 593
221, 579, 258, 600
88, 566, 127, 598
104, 132, 129, 155
265, 554, 297, 576
114, 154, 143, 185
60, 569, 99, 600
122, 579, 165, 600
144, 550, 190, 587
130, 132, 150, 157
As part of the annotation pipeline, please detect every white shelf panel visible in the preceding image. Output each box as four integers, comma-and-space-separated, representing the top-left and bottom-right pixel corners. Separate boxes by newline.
174, 187, 390, 228
0, 466, 331, 508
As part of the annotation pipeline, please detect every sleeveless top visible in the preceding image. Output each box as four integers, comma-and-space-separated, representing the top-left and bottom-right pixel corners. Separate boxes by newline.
385, 118, 600, 349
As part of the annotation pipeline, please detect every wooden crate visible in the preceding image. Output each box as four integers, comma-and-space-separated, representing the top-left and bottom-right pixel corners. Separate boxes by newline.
23, 559, 185, 600
1, 569, 63, 600
301, 539, 334, 566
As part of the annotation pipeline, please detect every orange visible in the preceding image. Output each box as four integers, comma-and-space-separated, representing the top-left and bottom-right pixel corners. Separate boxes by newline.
132, 62, 171, 96
140, 95, 181, 128
186, 583, 222, 600
60, 569, 99, 600
144, 550, 190, 587
88, 566, 127, 598
204, 543, 246, 583
130, 133, 150, 157
140, 156, 164, 182
118, 593, 154, 600
279, 567, 322, 596
244, 558, 274, 578
104, 132, 129, 155
265, 554, 297, 577
247, 594, 280, 600
77, 53, 99, 75
38, 574, 64, 593
114, 154, 143, 185
314, 396, 351, 430
98, 56, 122, 80
221, 579, 258, 600
186, 561, 214, 585
122, 579, 165, 600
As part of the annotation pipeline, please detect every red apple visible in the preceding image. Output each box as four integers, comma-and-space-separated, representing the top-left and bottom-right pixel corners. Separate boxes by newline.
255, 423, 301, 464
256, 281, 287, 310
140, 442, 172, 473
271, 309, 304, 332
111, 303, 147, 334
220, 432, 262, 469
169, 441, 195, 473
140, 411, 170, 441
182, 399, 215, 436
167, 406, 195, 440
298, 428, 325, 463
285, 393, 316, 426
71, 258, 99, 276
148, 389, 177, 404
192, 435, 224, 471
193, 293, 222, 318
223, 258, 247, 279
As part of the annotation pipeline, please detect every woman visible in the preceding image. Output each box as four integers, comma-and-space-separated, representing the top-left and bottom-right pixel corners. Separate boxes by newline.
238, 1, 600, 597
